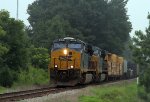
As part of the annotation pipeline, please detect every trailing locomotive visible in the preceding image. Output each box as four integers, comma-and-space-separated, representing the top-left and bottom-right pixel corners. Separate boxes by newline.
49, 37, 137, 86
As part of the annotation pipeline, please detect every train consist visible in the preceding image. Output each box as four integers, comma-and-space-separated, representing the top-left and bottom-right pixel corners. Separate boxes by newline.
49, 37, 137, 86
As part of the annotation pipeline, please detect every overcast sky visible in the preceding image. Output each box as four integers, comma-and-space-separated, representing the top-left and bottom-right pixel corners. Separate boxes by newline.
0, 0, 150, 37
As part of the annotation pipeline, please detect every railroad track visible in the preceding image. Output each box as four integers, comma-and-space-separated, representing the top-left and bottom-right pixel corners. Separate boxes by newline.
0, 78, 136, 102
0, 87, 66, 102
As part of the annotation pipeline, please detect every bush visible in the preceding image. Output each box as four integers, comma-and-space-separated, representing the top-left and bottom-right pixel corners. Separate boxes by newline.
30, 47, 50, 70
16, 66, 49, 85
0, 68, 14, 87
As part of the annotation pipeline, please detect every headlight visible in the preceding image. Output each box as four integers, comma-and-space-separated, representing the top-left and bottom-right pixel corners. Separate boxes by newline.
54, 65, 58, 68
63, 49, 67, 55
70, 65, 74, 69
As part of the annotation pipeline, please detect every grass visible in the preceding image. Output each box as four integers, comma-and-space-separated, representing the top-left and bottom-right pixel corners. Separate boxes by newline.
79, 81, 138, 102
0, 66, 49, 94
14, 66, 49, 86
0, 86, 6, 93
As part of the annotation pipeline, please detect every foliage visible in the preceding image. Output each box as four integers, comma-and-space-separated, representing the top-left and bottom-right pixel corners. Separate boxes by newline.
132, 14, 150, 101
123, 36, 133, 61
30, 47, 50, 70
0, 68, 14, 87
0, 10, 30, 71
16, 66, 49, 85
79, 82, 138, 102
0, 10, 52, 88
0, 10, 30, 87
138, 86, 148, 100
0, 26, 8, 57
0, 23, 9, 68
27, 0, 132, 54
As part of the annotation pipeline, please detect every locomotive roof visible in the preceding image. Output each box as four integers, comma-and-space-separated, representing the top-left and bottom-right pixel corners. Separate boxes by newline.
53, 37, 109, 52
53, 37, 86, 44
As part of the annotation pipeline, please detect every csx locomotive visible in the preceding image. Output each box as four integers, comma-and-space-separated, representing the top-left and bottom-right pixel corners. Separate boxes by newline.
49, 37, 137, 86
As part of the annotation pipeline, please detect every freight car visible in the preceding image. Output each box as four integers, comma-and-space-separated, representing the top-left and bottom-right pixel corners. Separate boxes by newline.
49, 37, 137, 86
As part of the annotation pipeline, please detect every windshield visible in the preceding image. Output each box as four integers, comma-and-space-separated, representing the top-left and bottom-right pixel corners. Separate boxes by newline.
68, 44, 81, 49
53, 43, 66, 50
68, 43, 82, 51
52, 42, 82, 51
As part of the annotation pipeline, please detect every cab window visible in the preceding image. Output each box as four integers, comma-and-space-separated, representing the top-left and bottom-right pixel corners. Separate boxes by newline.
68, 43, 82, 51
68, 44, 81, 49
53, 43, 66, 50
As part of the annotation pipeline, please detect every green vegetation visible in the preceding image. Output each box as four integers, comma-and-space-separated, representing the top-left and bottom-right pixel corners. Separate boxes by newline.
132, 14, 150, 101
30, 47, 50, 70
79, 82, 138, 102
0, 10, 49, 87
27, 0, 131, 54
0, 68, 16, 87
0, 86, 6, 93
0, 67, 48, 93
0, 0, 132, 89
14, 67, 49, 86
0, 10, 30, 71
0, 10, 30, 87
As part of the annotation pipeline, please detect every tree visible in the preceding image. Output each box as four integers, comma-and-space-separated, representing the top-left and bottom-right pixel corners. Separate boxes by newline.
27, 0, 131, 54
0, 27, 8, 56
101, 0, 132, 54
0, 10, 30, 71
132, 14, 150, 95
0, 10, 31, 87
0, 11, 9, 63
123, 36, 133, 61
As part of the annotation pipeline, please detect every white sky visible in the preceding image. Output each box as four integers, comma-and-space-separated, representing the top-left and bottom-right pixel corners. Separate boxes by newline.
0, 0, 150, 37
127, 0, 150, 36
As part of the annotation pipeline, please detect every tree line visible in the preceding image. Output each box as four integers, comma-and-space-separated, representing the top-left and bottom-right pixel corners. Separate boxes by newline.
27, 0, 132, 54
